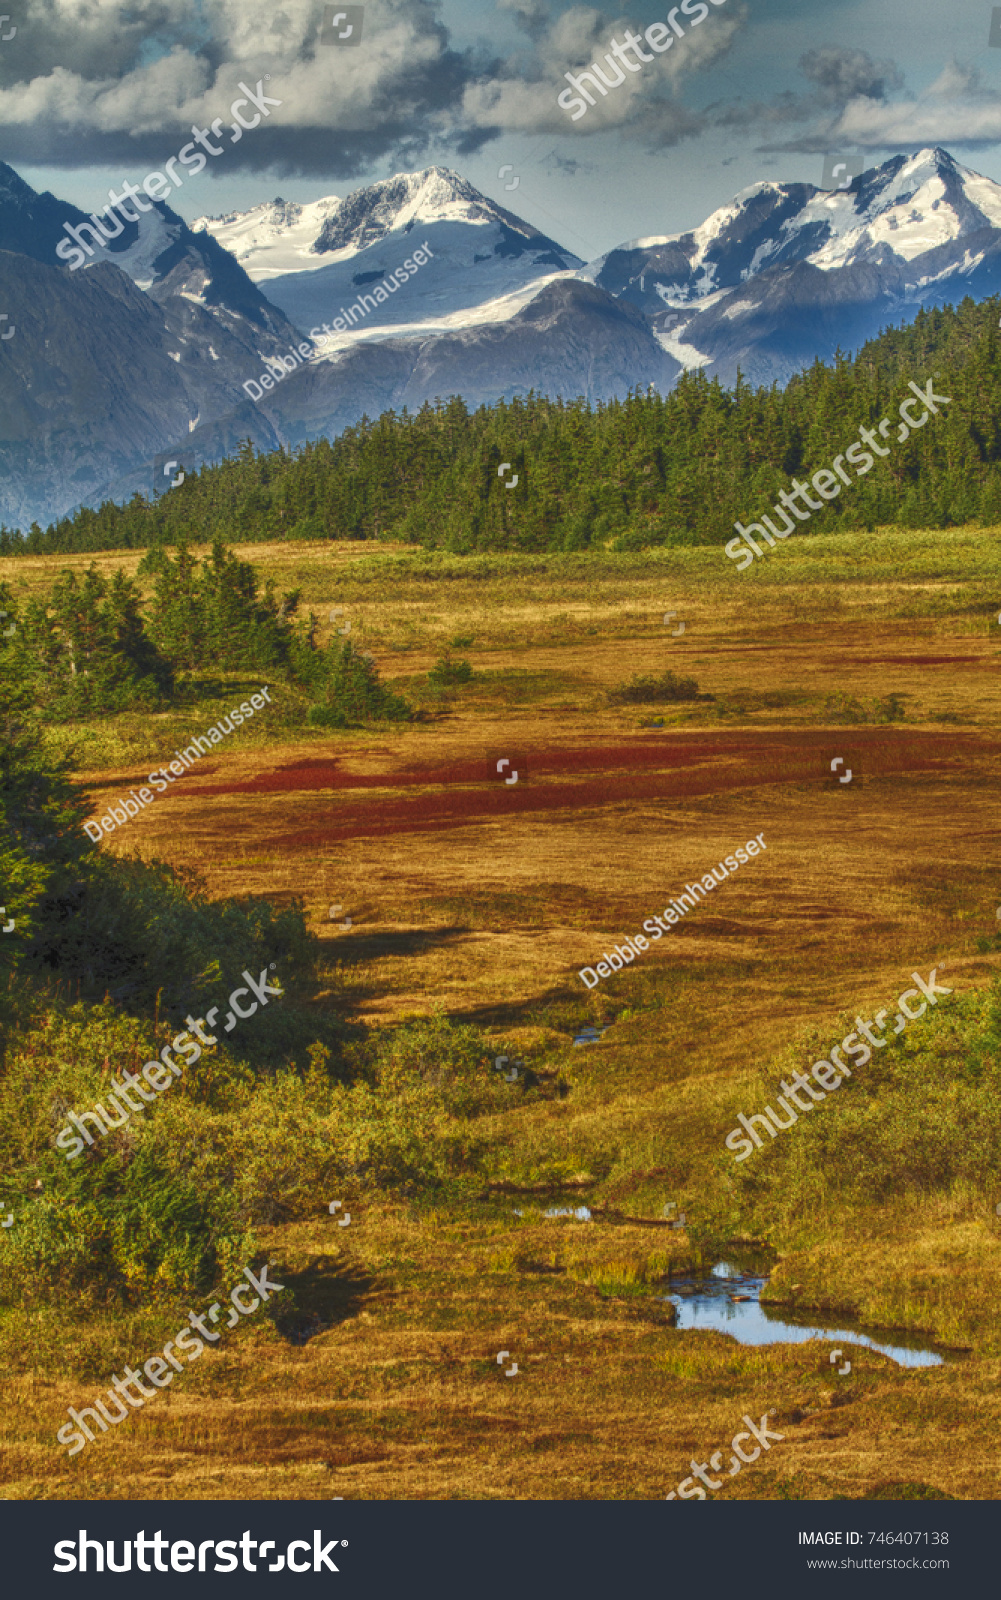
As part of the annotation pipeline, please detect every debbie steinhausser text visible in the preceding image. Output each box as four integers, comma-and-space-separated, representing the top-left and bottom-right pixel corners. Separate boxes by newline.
579, 833, 766, 989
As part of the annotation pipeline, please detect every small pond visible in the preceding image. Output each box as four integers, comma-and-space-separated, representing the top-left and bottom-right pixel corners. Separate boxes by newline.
663, 1260, 945, 1368
512, 1206, 592, 1221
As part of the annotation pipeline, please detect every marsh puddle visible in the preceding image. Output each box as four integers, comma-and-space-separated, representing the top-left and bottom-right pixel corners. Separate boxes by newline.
664, 1261, 944, 1368
513, 1206, 592, 1221
573, 1026, 609, 1047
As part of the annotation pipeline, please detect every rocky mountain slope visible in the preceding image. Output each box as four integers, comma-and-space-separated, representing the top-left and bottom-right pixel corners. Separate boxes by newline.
5, 149, 1001, 530
589, 147, 1001, 387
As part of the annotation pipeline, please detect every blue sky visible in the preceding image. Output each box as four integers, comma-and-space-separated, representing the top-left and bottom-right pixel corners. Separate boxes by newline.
8, 0, 1001, 259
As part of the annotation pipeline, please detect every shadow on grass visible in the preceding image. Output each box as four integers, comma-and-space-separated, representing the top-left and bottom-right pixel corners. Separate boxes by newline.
320, 924, 474, 970
271, 1254, 379, 1345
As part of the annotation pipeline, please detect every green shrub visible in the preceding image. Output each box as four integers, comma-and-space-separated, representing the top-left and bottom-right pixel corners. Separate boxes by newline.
823, 692, 908, 723
307, 640, 412, 727
700, 978, 1001, 1244
427, 649, 474, 688
139, 537, 302, 672
11, 566, 174, 718
0, 1080, 254, 1304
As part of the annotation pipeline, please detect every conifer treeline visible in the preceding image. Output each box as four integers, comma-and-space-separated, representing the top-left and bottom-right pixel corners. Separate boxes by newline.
4, 296, 1001, 557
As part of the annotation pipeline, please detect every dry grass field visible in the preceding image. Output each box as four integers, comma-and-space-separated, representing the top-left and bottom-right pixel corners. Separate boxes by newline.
2, 524, 1000, 1501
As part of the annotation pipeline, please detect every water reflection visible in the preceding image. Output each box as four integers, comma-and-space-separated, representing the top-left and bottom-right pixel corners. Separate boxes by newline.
573, 1026, 609, 1047
512, 1206, 592, 1221
663, 1262, 944, 1368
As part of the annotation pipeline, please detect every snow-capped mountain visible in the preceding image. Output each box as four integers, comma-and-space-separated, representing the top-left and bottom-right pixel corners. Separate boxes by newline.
590, 147, 1001, 386
590, 147, 1001, 304
6, 146, 1001, 531
0, 160, 294, 340
195, 167, 582, 336
191, 195, 344, 279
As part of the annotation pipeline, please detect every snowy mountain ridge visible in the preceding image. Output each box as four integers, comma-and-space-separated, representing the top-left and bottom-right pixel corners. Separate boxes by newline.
591, 147, 1001, 312
6, 146, 1001, 531
192, 166, 535, 281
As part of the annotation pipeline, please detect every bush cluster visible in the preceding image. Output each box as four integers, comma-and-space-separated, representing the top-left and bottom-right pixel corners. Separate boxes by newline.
306, 641, 412, 728
1, 540, 411, 726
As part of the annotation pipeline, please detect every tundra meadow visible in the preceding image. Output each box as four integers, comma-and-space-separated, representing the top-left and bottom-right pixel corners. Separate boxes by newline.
3, 358, 1001, 1506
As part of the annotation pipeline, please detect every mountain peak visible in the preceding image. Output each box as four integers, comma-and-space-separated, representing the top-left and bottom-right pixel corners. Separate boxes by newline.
591, 145, 1001, 317
0, 159, 37, 204
309, 167, 495, 256
194, 165, 569, 283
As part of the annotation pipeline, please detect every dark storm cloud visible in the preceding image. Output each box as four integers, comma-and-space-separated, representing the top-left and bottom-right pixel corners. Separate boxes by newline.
0, 0, 749, 177
0, 0, 485, 176
799, 46, 904, 106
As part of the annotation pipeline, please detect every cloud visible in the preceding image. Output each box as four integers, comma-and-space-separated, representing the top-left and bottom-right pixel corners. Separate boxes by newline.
822, 59, 1001, 152
799, 46, 903, 106
711, 44, 1001, 156
462, 2, 745, 145
0, 0, 749, 178
0, 0, 477, 177
539, 147, 596, 176
710, 45, 902, 137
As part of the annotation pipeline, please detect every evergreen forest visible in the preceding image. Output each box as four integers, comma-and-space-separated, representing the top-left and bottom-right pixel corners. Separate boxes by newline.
2, 297, 1000, 558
